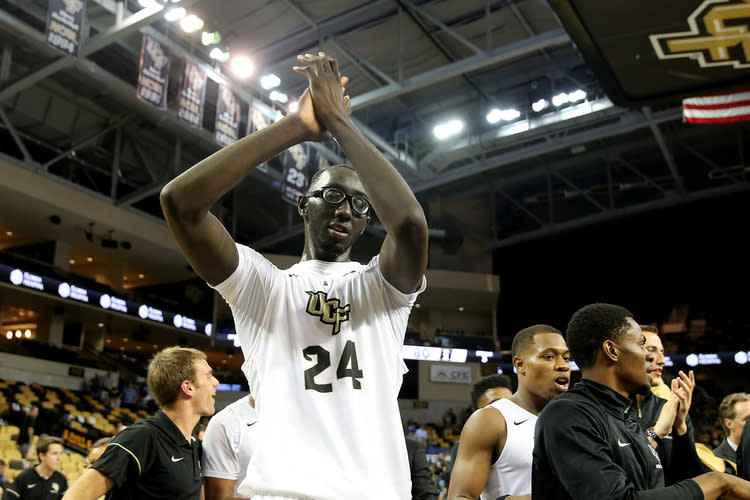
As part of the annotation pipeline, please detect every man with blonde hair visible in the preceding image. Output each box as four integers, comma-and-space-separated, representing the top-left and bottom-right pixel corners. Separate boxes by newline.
62, 346, 219, 500
714, 393, 750, 465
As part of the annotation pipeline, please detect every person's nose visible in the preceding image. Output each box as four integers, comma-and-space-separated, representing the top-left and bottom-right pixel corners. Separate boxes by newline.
334, 197, 353, 217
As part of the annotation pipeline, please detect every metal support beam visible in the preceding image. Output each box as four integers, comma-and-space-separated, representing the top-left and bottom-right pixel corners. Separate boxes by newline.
642, 106, 685, 194
491, 182, 750, 250
110, 123, 121, 199
350, 29, 570, 111
251, 223, 305, 250
400, 0, 482, 54
116, 179, 168, 207
0, 108, 32, 162
411, 106, 683, 194
42, 115, 130, 171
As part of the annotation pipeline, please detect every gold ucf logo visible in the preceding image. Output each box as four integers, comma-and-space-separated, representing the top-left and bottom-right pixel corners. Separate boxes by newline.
306, 291, 351, 335
650, 0, 750, 69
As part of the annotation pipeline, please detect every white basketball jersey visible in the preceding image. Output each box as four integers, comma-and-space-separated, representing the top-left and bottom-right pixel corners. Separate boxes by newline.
213, 244, 425, 500
480, 398, 536, 500
202, 395, 258, 498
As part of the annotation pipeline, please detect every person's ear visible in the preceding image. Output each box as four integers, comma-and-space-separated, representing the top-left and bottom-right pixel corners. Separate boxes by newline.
298, 194, 308, 217
180, 380, 193, 398
603, 340, 618, 361
513, 355, 525, 375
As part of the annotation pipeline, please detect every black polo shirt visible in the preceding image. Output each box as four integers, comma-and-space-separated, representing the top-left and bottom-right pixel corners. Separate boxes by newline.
92, 410, 202, 500
2, 467, 67, 500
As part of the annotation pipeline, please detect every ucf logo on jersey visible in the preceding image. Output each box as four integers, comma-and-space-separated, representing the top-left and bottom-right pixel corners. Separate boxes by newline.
650, 0, 750, 69
306, 291, 351, 335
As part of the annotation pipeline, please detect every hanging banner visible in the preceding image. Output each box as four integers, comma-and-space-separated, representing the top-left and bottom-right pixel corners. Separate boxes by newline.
136, 35, 170, 110
45, 0, 86, 57
281, 143, 311, 205
248, 104, 270, 171
215, 85, 241, 147
176, 61, 206, 128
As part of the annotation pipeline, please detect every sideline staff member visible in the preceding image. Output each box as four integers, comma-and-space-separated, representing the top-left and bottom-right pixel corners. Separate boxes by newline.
62, 347, 219, 500
2, 435, 67, 500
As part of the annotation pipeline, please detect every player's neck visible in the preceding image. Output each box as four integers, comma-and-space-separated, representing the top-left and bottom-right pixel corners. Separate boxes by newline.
34, 463, 53, 479
162, 405, 201, 443
509, 391, 546, 415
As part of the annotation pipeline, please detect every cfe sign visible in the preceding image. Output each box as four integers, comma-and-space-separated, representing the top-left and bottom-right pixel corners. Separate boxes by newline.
429, 364, 472, 384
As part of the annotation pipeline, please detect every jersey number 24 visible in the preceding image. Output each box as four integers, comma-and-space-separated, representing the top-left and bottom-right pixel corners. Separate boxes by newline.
303, 340, 362, 393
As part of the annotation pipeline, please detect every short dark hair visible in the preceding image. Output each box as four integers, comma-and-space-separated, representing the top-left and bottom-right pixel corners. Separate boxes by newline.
511, 324, 562, 358
470, 374, 513, 411
566, 303, 634, 370
308, 164, 354, 192
36, 435, 64, 458
640, 324, 659, 334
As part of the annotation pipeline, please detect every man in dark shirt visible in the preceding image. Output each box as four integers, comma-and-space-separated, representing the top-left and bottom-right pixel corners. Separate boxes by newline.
15, 406, 38, 460
532, 302, 750, 500
2, 435, 67, 500
62, 346, 219, 500
406, 435, 439, 500
739, 421, 750, 481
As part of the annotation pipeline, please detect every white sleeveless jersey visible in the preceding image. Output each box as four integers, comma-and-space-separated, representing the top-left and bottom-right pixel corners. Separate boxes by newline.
480, 398, 537, 500
212, 244, 425, 500
201, 395, 258, 498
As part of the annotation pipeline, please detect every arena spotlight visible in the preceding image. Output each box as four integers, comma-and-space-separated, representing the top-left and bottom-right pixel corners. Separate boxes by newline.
260, 74, 281, 90
180, 14, 204, 33
230, 56, 254, 78
433, 119, 464, 140
163, 6, 185, 21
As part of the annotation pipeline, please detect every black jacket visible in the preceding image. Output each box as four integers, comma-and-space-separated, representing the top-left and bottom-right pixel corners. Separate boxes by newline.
739, 422, 750, 481
713, 438, 737, 464
532, 378, 703, 500
406, 436, 439, 500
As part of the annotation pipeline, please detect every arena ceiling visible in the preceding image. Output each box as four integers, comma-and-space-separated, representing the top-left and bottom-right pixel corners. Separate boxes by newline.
0, 0, 748, 290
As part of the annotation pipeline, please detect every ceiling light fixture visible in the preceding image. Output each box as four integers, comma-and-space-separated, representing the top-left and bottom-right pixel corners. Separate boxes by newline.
532, 98, 550, 112
180, 14, 204, 33
201, 31, 221, 46
164, 6, 185, 21
269, 90, 288, 103
433, 119, 464, 140
260, 73, 281, 89
230, 56, 254, 78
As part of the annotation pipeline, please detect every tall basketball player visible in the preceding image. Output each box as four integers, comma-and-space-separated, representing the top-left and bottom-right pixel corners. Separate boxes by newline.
160, 52, 428, 499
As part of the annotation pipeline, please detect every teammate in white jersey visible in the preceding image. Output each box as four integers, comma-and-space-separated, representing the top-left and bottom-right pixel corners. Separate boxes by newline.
447, 325, 571, 500
202, 394, 258, 500
160, 52, 428, 500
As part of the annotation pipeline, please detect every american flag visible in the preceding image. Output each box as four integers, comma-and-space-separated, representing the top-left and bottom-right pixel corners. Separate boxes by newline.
683, 89, 750, 124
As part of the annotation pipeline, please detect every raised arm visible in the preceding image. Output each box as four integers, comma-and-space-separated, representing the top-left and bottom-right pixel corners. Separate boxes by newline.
294, 53, 428, 293
160, 85, 334, 286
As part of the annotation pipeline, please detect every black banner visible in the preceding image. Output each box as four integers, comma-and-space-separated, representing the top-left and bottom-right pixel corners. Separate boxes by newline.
215, 85, 241, 147
45, 0, 86, 57
136, 35, 170, 110
281, 144, 311, 205
248, 104, 270, 171
177, 61, 206, 128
